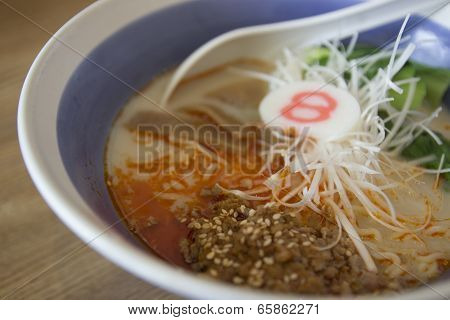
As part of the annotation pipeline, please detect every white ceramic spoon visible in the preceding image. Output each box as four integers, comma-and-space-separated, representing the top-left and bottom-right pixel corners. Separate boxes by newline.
161, 0, 448, 106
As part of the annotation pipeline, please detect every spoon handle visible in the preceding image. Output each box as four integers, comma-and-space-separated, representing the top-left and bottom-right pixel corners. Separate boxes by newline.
268, 0, 449, 46
162, 0, 449, 106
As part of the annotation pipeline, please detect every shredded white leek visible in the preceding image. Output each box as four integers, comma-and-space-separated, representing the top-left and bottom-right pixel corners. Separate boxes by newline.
224, 17, 449, 273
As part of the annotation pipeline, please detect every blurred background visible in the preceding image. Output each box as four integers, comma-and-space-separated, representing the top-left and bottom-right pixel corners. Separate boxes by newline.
0, 0, 177, 299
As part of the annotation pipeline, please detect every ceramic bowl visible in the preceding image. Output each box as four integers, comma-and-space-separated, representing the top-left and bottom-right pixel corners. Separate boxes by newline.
18, 0, 450, 298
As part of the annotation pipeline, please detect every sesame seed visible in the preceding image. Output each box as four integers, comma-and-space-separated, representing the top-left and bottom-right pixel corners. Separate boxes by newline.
223, 259, 233, 267
182, 190, 382, 294
248, 277, 264, 287
210, 269, 218, 277
233, 276, 244, 284
244, 226, 254, 234
263, 238, 272, 246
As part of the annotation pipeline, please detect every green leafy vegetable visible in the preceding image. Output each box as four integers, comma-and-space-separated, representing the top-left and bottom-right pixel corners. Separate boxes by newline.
305, 47, 329, 66
305, 44, 450, 190
365, 58, 390, 79
347, 46, 379, 60
346, 45, 449, 108
303, 44, 450, 190
378, 109, 392, 131
412, 63, 450, 108
389, 64, 427, 111
401, 132, 450, 188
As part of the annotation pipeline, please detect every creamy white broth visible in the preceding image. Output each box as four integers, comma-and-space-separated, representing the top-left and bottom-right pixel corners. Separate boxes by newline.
106, 59, 450, 292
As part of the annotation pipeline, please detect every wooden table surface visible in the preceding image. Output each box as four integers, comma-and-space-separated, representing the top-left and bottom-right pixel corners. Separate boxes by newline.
0, 0, 179, 299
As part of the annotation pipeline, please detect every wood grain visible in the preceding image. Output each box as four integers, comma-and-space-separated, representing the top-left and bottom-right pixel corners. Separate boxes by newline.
0, 0, 179, 299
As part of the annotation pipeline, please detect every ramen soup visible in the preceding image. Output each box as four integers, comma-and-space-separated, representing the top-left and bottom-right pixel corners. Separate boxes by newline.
106, 31, 450, 295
